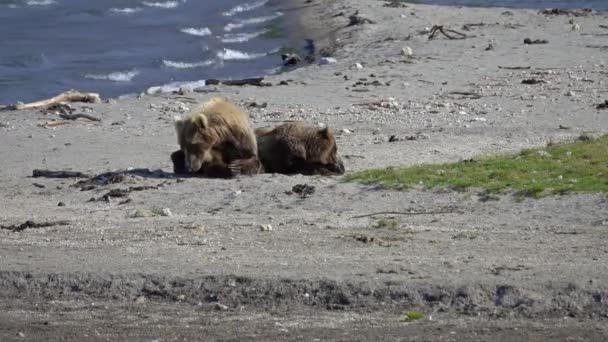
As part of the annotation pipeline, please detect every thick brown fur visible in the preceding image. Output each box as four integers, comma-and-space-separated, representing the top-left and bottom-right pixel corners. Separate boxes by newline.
173, 97, 262, 177
252, 122, 345, 175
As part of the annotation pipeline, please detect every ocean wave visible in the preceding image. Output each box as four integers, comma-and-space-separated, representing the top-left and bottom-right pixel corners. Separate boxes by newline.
220, 30, 266, 43
222, 0, 267, 17
162, 59, 213, 69
142, 1, 179, 9
85, 70, 139, 82
224, 12, 282, 32
216, 48, 266, 60
180, 27, 211, 37
146, 79, 206, 94
26, 0, 56, 6
109, 7, 142, 14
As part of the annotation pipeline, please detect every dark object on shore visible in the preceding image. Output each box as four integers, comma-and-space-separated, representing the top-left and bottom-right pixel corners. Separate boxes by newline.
596, 100, 608, 110
499, 66, 531, 70
203, 77, 271, 87
59, 113, 101, 122
2, 90, 101, 111
429, 25, 468, 40
32, 169, 90, 179
388, 135, 399, 142
1, 220, 70, 233
524, 38, 548, 45
281, 53, 302, 66
522, 78, 546, 85
348, 11, 375, 27
383, 0, 407, 8
540, 8, 593, 17
291, 184, 315, 198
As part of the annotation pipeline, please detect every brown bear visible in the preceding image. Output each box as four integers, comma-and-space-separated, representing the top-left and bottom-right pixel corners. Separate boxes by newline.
172, 97, 262, 178
251, 122, 345, 175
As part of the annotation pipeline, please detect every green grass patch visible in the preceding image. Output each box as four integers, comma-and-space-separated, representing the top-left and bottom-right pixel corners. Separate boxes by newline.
402, 310, 425, 321
345, 135, 608, 198
373, 218, 400, 230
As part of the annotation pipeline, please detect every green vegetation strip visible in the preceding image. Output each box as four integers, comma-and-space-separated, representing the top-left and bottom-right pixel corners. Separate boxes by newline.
345, 135, 608, 198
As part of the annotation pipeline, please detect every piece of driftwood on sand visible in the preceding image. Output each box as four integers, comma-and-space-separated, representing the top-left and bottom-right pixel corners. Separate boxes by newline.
3, 90, 101, 111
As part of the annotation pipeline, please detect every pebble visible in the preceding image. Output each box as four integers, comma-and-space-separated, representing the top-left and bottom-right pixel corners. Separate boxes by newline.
458, 110, 468, 115
129, 209, 156, 218
260, 224, 273, 232
161, 208, 173, 217
572, 23, 581, 31
17, 332, 25, 338
214, 303, 229, 310
341, 128, 352, 134
471, 117, 487, 122
537, 150, 552, 157
177, 294, 186, 301
566, 90, 575, 96
401, 46, 413, 56
319, 57, 337, 65
354, 63, 363, 69
134, 296, 146, 304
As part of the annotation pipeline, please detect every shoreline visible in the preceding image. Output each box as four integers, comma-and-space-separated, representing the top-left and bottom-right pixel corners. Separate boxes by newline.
1, 1, 608, 339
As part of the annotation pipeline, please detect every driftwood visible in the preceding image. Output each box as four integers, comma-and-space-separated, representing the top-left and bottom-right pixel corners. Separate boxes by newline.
498, 66, 531, 70
1, 220, 70, 232
59, 113, 101, 122
6, 90, 101, 111
429, 25, 468, 40
204, 77, 270, 87
32, 169, 90, 178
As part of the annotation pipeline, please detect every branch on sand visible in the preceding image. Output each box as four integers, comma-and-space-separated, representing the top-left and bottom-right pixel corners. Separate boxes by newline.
3, 90, 101, 111
351, 209, 462, 219
428, 25, 470, 40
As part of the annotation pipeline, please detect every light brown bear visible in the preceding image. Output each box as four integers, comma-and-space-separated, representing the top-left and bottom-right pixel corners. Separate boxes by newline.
172, 97, 262, 178
251, 122, 345, 175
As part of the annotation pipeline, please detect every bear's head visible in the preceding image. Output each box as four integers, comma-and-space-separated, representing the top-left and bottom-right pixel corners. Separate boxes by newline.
174, 113, 216, 172
310, 127, 345, 174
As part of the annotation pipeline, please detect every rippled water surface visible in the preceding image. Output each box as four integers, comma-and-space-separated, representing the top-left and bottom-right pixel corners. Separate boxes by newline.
0, 0, 288, 103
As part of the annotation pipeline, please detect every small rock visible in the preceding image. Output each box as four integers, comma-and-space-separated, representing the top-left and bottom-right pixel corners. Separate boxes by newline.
134, 296, 146, 304
176, 294, 186, 301
57, 202, 65, 207
341, 128, 352, 134
537, 150, 552, 157
354, 63, 363, 69
372, 128, 381, 135
565, 90, 575, 96
17, 332, 25, 338
214, 303, 229, 310
388, 135, 399, 142
401, 46, 413, 56
146, 86, 162, 95
572, 23, 581, 31
471, 117, 487, 122
458, 110, 468, 115
260, 224, 273, 231
129, 209, 156, 218
161, 208, 173, 217
319, 57, 337, 65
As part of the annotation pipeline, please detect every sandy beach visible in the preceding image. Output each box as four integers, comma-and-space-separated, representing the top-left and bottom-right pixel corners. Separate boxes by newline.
1, 0, 608, 340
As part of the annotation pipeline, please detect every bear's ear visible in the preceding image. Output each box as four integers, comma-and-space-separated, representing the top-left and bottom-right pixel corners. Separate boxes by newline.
318, 127, 330, 138
192, 113, 208, 130
174, 116, 184, 134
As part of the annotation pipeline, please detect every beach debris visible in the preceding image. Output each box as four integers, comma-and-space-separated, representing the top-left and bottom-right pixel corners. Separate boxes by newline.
354, 63, 363, 69
348, 11, 375, 26
401, 46, 413, 56
259, 224, 273, 232
291, 184, 315, 198
522, 78, 546, 85
498, 66, 531, 70
1, 220, 70, 233
388, 135, 399, 142
445, 91, 482, 99
428, 25, 468, 40
383, 0, 407, 7
524, 38, 548, 44
319, 57, 338, 65
3, 90, 101, 111
281, 53, 302, 66
572, 23, 581, 31
341, 128, 352, 134
32, 169, 90, 179
540, 8, 593, 17
161, 208, 173, 217
247, 101, 267, 108
596, 100, 608, 110
58, 113, 101, 122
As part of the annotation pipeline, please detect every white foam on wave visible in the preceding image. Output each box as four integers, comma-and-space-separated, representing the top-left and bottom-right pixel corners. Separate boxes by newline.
142, 1, 179, 9
85, 70, 139, 82
216, 48, 266, 60
180, 27, 211, 37
220, 30, 266, 43
146, 79, 206, 94
26, 0, 56, 6
222, 0, 267, 17
224, 12, 282, 32
162, 59, 213, 69
109, 7, 143, 14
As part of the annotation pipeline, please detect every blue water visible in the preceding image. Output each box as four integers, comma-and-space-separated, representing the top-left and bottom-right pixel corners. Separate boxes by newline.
0, 0, 289, 103
408, 0, 608, 10
1, 1, 606, 103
